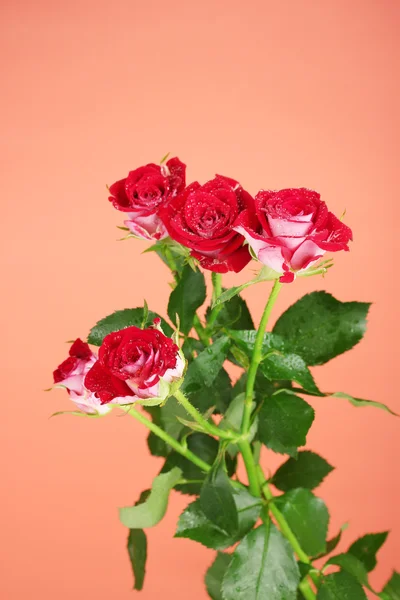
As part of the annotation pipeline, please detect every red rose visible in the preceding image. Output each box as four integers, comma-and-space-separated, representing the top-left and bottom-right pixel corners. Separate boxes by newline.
85, 326, 184, 405
109, 157, 186, 241
159, 175, 256, 273
234, 188, 352, 283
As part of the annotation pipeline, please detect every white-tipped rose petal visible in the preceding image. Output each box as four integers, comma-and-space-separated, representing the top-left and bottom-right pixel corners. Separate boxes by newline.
268, 214, 314, 238
290, 239, 325, 271
124, 213, 168, 241
257, 245, 287, 274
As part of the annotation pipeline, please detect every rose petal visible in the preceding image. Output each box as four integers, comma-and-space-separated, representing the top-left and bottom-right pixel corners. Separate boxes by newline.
290, 239, 325, 271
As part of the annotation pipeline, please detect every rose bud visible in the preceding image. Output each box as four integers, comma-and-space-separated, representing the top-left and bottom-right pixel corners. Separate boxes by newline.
84, 325, 185, 407
158, 175, 257, 273
108, 157, 186, 241
52, 339, 111, 415
234, 188, 352, 283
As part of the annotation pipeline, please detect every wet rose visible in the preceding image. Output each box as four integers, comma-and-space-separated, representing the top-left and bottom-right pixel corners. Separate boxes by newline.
85, 325, 185, 406
159, 175, 257, 273
52, 339, 110, 415
234, 188, 352, 283
109, 157, 186, 241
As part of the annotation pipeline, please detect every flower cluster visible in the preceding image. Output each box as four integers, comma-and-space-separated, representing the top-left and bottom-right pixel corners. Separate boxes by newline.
52, 324, 184, 414
109, 157, 352, 282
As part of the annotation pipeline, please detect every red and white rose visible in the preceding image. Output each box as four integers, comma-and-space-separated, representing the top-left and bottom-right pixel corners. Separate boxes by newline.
84, 324, 185, 407
109, 157, 186, 241
234, 188, 352, 283
159, 175, 257, 273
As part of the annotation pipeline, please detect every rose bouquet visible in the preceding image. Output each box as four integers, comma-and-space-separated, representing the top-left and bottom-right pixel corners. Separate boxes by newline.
50, 156, 398, 599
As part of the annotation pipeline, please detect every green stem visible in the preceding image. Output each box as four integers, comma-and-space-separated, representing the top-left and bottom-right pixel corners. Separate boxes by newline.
299, 579, 316, 600
241, 280, 282, 434
193, 314, 210, 346
163, 245, 179, 283
125, 407, 211, 472
174, 389, 237, 441
206, 272, 223, 330
238, 440, 261, 497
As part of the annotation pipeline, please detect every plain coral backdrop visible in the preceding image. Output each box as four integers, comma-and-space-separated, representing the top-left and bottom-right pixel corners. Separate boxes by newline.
0, 0, 398, 599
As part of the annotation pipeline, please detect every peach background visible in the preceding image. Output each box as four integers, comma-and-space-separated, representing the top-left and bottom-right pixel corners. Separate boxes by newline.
1, 0, 399, 598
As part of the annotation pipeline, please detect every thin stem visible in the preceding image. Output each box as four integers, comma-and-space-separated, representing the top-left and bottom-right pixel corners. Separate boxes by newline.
206, 272, 224, 330
193, 314, 210, 346
241, 280, 282, 434
174, 389, 237, 441
238, 440, 261, 497
299, 579, 316, 600
163, 245, 179, 283
125, 406, 211, 472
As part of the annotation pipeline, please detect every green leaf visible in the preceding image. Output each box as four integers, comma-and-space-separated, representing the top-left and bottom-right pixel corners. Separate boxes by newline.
175, 487, 262, 550
206, 291, 254, 331
273, 291, 371, 366
220, 393, 258, 457
325, 553, 370, 589
273, 451, 334, 492
382, 572, 400, 600
88, 308, 173, 345
127, 530, 147, 590
348, 531, 389, 572
126, 490, 149, 591
222, 524, 300, 600
119, 467, 182, 528
182, 336, 231, 393
162, 433, 235, 496
227, 330, 320, 394
274, 488, 329, 556
167, 264, 206, 334
317, 572, 368, 599
330, 393, 397, 416
187, 368, 233, 414
258, 390, 315, 457
205, 553, 232, 600
145, 397, 190, 457
261, 352, 320, 395
313, 523, 349, 559
200, 460, 238, 536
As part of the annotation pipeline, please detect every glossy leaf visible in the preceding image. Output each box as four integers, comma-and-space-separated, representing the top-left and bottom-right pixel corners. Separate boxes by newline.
200, 460, 238, 536
175, 487, 262, 550
205, 552, 232, 600
187, 368, 233, 414
273, 291, 370, 366
258, 390, 315, 457
220, 393, 258, 457
119, 467, 182, 528
127, 530, 147, 591
325, 553, 370, 589
222, 524, 299, 600
273, 451, 334, 492
317, 572, 368, 599
313, 523, 349, 560
330, 393, 397, 416
382, 571, 400, 600
182, 336, 231, 393
206, 291, 254, 331
274, 488, 329, 556
167, 264, 206, 334
126, 490, 149, 591
348, 531, 389, 572
227, 330, 320, 394
162, 433, 235, 496
88, 307, 173, 345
